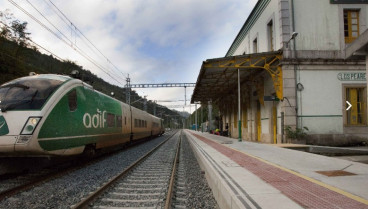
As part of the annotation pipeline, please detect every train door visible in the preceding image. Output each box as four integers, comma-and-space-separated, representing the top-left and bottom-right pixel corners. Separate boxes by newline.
122, 105, 131, 140
256, 101, 261, 142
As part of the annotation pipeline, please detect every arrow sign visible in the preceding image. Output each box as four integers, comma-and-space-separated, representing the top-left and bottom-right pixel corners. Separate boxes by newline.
346, 101, 352, 111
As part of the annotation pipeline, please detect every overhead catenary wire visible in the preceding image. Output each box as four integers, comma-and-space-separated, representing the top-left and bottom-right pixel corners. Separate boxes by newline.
46, 0, 128, 79
24, 0, 122, 80
42, 0, 111, 72
24, 0, 125, 83
7, 0, 126, 86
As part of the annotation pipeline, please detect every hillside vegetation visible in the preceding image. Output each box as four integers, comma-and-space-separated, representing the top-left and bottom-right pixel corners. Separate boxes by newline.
0, 12, 184, 127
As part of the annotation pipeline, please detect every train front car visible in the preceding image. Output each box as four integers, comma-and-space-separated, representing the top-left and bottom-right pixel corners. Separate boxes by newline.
0, 74, 70, 156
0, 74, 128, 157
35, 75, 127, 156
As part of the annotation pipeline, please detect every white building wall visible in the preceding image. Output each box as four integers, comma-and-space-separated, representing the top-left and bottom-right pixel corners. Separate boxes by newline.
293, 0, 340, 51
298, 69, 366, 134
293, 0, 368, 51
233, 0, 281, 55
261, 76, 276, 142
232, 0, 368, 55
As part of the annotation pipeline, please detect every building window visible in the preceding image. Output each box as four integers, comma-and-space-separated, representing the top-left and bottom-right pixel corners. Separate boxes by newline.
267, 20, 274, 51
344, 10, 359, 44
346, 87, 366, 126
253, 38, 258, 53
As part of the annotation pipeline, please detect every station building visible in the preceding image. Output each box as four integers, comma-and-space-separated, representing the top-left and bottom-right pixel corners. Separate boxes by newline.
191, 0, 368, 146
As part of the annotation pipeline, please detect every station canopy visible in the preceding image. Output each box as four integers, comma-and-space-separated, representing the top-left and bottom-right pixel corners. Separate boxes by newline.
191, 51, 283, 104
345, 29, 368, 59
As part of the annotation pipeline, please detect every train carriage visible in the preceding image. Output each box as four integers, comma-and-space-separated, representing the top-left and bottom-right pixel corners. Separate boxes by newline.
0, 74, 164, 157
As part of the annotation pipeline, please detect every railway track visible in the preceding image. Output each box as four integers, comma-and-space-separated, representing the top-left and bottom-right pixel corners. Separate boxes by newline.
72, 130, 182, 209
0, 132, 175, 203
0, 158, 87, 201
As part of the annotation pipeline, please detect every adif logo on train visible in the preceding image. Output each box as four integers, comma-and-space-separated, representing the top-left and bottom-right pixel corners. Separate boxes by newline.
83, 109, 107, 128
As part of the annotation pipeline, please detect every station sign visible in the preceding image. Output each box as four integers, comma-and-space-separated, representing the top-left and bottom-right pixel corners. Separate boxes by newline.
264, 96, 280, 101
330, 0, 368, 3
337, 72, 366, 81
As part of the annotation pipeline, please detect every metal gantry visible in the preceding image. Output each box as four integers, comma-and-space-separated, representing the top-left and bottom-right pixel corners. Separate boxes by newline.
129, 83, 195, 88
125, 75, 131, 105
130, 83, 196, 107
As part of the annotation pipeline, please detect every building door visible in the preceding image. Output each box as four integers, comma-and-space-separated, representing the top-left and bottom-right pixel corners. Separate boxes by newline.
272, 103, 277, 143
256, 101, 261, 141
346, 87, 366, 125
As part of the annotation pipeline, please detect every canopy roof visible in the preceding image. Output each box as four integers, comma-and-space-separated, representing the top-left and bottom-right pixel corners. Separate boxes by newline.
191, 51, 283, 104
345, 29, 368, 59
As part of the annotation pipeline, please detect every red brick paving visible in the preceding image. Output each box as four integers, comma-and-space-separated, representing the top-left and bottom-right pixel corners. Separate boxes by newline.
191, 132, 368, 209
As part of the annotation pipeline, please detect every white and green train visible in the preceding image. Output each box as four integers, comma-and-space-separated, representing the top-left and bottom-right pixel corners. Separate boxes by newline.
0, 74, 164, 157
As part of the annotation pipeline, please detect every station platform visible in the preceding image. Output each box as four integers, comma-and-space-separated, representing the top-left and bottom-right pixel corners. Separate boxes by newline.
184, 130, 368, 209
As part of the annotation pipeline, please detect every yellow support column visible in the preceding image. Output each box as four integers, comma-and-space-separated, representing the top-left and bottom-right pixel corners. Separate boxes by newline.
272, 104, 277, 144
256, 102, 261, 142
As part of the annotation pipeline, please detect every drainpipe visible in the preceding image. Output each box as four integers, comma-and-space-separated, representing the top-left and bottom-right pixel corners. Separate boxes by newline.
291, 0, 299, 129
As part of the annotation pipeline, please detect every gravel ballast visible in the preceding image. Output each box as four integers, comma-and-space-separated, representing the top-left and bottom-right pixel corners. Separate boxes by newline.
0, 134, 168, 209
0, 131, 218, 209
173, 133, 218, 209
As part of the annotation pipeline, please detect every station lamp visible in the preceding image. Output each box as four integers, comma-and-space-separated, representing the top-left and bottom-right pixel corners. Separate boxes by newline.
285, 32, 298, 48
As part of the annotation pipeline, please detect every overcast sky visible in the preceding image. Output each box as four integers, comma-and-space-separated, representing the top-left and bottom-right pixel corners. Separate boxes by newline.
0, 0, 257, 113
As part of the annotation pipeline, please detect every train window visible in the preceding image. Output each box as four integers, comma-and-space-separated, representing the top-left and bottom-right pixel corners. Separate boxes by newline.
107, 113, 115, 127
139, 119, 142, 128
125, 117, 126, 125
68, 89, 77, 111
134, 119, 137, 127
0, 77, 64, 111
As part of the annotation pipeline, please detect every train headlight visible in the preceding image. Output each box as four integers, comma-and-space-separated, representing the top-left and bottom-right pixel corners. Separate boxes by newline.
30, 118, 38, 125
21, 117, 41, 135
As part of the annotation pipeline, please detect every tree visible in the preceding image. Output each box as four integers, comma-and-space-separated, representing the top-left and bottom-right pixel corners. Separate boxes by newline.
0, 9, 13, 39
0, 9, 30, 46
11, 20, 30, 46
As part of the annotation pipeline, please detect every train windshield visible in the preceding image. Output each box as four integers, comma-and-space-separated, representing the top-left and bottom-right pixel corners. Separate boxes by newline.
0, 78, 64, 112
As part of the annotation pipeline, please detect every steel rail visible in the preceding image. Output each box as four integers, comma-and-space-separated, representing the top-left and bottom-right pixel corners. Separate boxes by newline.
0, 133, 173, 202
164, 130, 181, 209
72, 130, 180, 209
